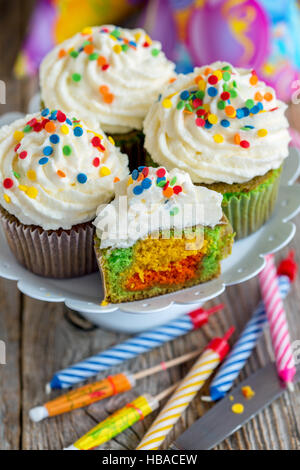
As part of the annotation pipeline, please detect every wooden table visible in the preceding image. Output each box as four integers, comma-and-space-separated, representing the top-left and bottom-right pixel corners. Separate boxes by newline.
0, 2, 300, 451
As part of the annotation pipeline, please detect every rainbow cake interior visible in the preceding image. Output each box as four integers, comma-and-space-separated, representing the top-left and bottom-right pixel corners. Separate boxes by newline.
95, 220, 233, 303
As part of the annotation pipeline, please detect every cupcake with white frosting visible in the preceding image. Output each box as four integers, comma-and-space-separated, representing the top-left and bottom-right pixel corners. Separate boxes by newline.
0, 109, 128, 278
144, 61, 291, 239
40, 25, 175, 169
94, 166, 233, 303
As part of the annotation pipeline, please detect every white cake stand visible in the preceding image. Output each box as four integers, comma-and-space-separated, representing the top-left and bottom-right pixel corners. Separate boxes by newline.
0, 111, 300, 332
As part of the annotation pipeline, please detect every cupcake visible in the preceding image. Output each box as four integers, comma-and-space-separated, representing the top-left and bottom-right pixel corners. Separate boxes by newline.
143, 62, 291, 239
40, 25, 175, 169
0, 109, 128, 278
94, 166, 233, 303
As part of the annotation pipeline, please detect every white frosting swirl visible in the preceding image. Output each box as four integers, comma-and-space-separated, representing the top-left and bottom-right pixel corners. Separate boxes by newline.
94, 166, 223, 249
40, 25, 175, 134
144, 61, 290, 184
0, 110, 129, 230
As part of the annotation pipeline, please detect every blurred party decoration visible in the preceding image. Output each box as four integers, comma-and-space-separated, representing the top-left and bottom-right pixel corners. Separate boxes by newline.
14, 0, 144, 77
14, 0, 300, 100
137, 0, 300, 101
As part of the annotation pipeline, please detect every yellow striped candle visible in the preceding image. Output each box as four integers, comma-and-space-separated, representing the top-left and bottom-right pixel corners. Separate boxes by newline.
136, 328, 234, 450
66, 394, 157, 450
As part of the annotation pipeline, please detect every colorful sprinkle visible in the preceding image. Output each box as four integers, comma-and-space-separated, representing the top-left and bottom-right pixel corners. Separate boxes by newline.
163, 186, 173, 198
23, 125, 32, 133
257, 129, 268, 137
69, 50, 79, 58
19, 151, 28, 159
27, 187, 38, 199
207, 86, 218, 97
234, 134, 241, 145
39, 157, 49, 165
151, 48, 160, 57
249, 74, 258, 85
99, 166, 111, 177
221, 119, 230, 127
222, 71, 231, 81
264, 92, 273, 101
13, 130, 24, 141
3, 178, 13, 189
170, 207, 179, 216
132, 169, 139, 180
221, 91, 230, 101
50, 134, 60, 144
141, 178, 152, 189
180, 90, 190, 100
102, 92, 114, 104
27, 170, 37, 181
208, 114, 218, 124
173, 185, 182, 195
232, 403, 244, 414
225, 106, 236, 118
77, 173, 87, 184
204, 121, 213, 129
240, 140, 250, 148
162, 98, 172, 108
91, 136, 101, 147
213, 134, 224, 143
93, 157, 100, 167
208, 74, 218, 85
113, 44, 122, 54
89, 53, 99, 61
63, 145, 72, 156
3, 194, 11, 203
45, 121, 56, 133
195, 118, 205, 127
58, 49, 66, 58
73, 126, 83, 137
156, 168, 166, 178
43, 146, 53, 156
133, 185, 143, 195
72, 73, 82, 82
57, 170, 66, 178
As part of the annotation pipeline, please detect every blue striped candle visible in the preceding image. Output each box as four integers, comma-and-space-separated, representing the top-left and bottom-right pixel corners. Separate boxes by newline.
47, 305, 223, 391
209, 276, 291, 401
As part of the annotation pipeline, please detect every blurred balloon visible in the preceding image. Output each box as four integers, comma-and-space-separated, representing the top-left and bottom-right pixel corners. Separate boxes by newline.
185, 0, 269, 69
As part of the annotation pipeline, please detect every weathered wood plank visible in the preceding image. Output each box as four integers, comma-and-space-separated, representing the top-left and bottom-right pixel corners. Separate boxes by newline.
0, 279, 21, 450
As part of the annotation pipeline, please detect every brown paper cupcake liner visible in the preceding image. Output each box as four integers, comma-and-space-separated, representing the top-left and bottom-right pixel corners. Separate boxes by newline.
0, 207, 97, 278
111, 130, 146, 171
222, 170, 281, 240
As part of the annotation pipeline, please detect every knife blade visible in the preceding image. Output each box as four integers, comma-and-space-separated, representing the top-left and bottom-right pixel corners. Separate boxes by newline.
171, 362, 300, 450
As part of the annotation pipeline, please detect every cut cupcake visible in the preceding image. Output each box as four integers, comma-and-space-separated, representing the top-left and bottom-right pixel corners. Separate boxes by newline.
0, 109, 128, 278
143, 61, 290, 239
40, 25, 175, 169
94, 167, 234, 303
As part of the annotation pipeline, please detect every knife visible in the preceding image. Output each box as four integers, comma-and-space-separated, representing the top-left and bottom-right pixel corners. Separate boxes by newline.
170, 362, 300, 450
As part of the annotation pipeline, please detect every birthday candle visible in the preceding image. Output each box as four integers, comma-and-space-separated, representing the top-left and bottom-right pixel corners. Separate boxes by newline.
66, 394, 157, 450
259, 254, 296, 386
47, 304, 223, 391
136, 328, 234, 450
209, 276, 291, 401
30, 349, 203, 421
30, 373, 134, 422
